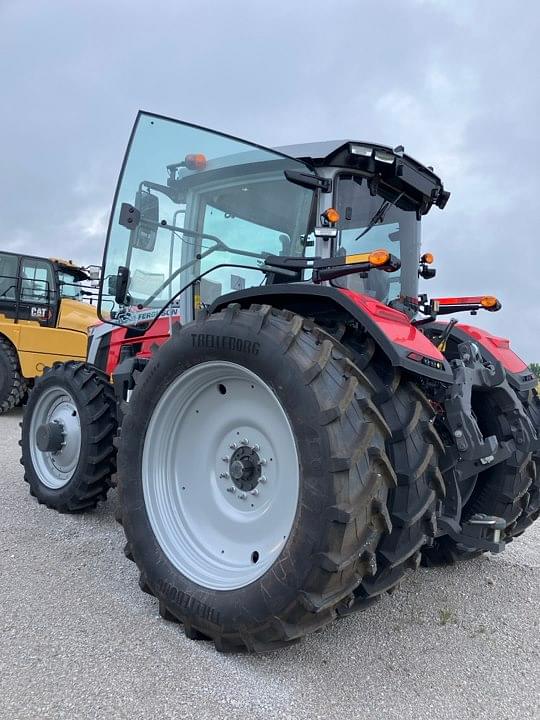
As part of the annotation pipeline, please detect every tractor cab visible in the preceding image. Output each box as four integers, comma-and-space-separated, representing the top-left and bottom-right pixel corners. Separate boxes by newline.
100, 113, 448, 330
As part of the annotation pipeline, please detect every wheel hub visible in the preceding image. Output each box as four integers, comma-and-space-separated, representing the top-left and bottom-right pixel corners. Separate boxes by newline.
36, 421, 65, 453
229, 446, 261, 491
29, 388, 82, 490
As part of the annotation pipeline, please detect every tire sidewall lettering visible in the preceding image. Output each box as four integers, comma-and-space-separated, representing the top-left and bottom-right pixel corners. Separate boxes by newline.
191, 332, 260, 356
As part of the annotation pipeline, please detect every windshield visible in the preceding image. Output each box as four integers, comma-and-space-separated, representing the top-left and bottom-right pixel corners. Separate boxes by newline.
334, 174, 420, 304
100, 113, 317, 328
58, 271, 85, 299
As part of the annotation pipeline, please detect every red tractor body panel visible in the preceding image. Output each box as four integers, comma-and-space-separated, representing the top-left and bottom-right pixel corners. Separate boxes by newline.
454, 323, 528, 374
88, 310, 181, 375
338, 289, 446, 362
103, 318, 173, 375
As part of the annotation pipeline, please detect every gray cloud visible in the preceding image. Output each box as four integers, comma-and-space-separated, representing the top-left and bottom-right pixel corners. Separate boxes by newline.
1, 0, 539, 358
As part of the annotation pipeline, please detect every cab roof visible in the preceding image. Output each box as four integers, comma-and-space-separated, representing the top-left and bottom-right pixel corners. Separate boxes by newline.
275, 140, 450, 213
50, 258, 90, 281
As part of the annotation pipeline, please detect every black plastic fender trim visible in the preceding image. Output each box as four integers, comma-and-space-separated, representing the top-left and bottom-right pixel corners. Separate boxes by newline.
208, 285, 454, 383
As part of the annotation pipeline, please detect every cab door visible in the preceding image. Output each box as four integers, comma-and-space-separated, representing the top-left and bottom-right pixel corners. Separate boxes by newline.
0, 252, 19, 319
17, 257, 58, 327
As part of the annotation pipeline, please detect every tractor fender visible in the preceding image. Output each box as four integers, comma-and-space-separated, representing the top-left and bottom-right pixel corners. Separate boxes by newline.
209, 285, 453, 383
427, 321, 536, 392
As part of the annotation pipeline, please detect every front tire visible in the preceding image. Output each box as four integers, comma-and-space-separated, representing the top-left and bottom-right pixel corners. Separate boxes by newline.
21, 362, 117, 512
118, 305, 395, 652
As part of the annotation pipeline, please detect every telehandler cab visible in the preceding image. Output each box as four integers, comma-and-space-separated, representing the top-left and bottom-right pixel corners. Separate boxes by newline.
0, 254, 99, 413
21, 113, 540, 652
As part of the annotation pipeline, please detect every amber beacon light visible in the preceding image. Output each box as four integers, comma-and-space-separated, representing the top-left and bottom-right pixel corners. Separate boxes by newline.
369, 249, 391, 266
323, 208, 341, 224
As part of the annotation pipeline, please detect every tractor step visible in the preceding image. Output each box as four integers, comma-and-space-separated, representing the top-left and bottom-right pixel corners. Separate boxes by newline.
437, 513, 506, 554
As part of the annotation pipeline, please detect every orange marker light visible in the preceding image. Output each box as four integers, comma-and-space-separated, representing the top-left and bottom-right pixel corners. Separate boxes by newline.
421, 252, 434, 264
185, 153, 207, 170
369, 249, 391, 266
323, 208, 341, 224
480, 296, 499, 309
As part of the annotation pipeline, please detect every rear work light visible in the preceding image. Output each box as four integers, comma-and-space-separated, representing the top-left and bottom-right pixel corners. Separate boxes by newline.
349, 144, 373, 157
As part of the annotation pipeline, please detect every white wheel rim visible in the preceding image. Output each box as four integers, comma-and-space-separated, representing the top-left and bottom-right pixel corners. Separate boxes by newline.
142, 361, 300, 590
29, 387, 82, 489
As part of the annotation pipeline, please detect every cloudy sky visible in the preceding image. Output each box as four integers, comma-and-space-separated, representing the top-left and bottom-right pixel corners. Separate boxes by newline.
1, 0, 539, 359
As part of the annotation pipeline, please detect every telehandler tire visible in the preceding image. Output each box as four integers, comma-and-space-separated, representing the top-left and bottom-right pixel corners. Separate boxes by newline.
422, 386, 537, 566
21, 362, 117, 512
117, 304, 395, 652
0, 335, 27, 414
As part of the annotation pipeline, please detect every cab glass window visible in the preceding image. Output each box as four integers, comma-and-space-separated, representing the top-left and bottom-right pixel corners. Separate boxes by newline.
101, 113, 316, 327
20, 258, 55, 304
335, 174, 420, 303
0, 253, 18, 301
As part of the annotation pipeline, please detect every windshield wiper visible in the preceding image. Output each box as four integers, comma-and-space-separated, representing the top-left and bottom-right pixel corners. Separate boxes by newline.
353, 192, 404, 242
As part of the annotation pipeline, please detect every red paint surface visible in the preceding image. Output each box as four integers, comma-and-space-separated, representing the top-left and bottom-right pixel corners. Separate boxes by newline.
105, 316, 176, 375
338, 289, 445, 361
456, 323, 528, 373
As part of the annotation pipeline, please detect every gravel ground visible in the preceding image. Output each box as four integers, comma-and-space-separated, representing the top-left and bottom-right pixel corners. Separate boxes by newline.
1, 408, 539, 720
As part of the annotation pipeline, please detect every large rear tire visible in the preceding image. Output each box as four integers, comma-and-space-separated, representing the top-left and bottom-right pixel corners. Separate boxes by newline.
512, 388, 540, 536
21, 362, 117, 512
422, 385, 536, 566
335, 342, 444, 614
0, 336, 27, 414
117, 305, 395, 652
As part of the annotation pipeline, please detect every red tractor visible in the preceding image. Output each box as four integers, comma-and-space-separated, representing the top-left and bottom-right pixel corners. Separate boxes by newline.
21, 113, 539, 652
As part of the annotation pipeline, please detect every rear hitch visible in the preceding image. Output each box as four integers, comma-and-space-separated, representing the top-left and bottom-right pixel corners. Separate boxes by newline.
437, 513, 506, 554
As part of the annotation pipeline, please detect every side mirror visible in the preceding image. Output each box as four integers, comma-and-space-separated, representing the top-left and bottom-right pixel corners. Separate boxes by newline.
114, 266, 130, 305
107, 274, 117, 297
133, 190, 159, 251
119, 191, 159, 252
87, 265, 101, 282
107, 267, 130, 305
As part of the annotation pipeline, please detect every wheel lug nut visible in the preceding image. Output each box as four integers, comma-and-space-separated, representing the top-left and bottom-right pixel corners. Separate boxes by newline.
238, 492, 247, 500
222, 456, 229, 462
219, 472, 229, 479
253, 444, 260, 451
241, 438, 249, 445
259, 475, 267, 483
251, 489, 259, 496
226, 486, 236, 494
260, 458, 267, 466
229, 443, 237, 450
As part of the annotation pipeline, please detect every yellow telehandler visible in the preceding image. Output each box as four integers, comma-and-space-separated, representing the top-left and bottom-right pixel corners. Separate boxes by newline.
0, 251, 99, 413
